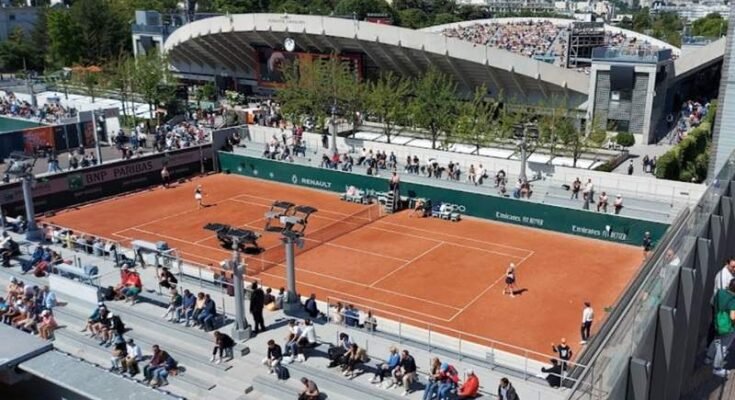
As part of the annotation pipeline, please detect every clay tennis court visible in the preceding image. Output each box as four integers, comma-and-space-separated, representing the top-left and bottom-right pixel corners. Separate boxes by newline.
42, 173, 643, 357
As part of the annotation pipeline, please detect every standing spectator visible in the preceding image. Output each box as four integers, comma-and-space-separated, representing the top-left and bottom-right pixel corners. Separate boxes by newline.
497, 377, 519, 400
571, 178, 581, 200
552, 338, 573, 371
712, 278, 735, 377
614, 194, 624, 215
161, 166, 171, 188
581, 302, 594, 344
597, 192, 609, 213
627, 160, 634, 175
262, 339, 283, 374
250, 282, 266, 334
298, 377, 320, 400
211, 330, 235, 364
715, 259, 735, 296
642, 232, 653, 255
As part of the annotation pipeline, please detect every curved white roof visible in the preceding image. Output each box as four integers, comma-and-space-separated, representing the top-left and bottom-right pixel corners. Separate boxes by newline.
163, 13, 590, 104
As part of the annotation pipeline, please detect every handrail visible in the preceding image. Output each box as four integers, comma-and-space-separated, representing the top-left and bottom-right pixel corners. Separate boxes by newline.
325, 295, 590, 383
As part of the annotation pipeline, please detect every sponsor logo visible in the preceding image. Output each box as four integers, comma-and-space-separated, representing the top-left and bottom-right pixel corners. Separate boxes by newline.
572, 224, 627, 241
495, 211, 544, 226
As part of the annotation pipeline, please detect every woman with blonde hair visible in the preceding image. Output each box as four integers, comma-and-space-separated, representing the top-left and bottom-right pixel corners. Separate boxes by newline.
503, 263, 518, 298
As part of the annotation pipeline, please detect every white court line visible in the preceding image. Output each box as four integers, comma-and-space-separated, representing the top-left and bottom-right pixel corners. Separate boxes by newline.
323, 242, 410, 263
229, 198, 369, 227
255, 268, 458, 321
367, 226, 526, 260
369, 242, 445, 287
376, 220, 535, 255
447, 250, 535, 322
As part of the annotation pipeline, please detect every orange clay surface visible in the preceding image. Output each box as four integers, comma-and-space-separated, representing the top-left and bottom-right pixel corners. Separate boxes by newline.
42, 173, 644, 358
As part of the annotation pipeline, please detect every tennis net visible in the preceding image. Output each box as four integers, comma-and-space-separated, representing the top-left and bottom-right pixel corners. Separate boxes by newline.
250, 202, 383, 274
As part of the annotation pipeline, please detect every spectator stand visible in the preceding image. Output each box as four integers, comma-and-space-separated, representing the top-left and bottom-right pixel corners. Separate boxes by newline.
323, 296, 587, 391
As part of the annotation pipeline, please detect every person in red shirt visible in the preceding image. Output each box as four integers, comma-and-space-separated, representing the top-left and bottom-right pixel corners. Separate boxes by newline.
121, 270, 143, 303
458, 369, 480, 399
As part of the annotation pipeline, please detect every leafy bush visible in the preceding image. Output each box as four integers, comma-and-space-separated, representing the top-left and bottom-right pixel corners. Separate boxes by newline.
615, 132, 635, 147
655, 150, 681, 180
594, 161, 615, 172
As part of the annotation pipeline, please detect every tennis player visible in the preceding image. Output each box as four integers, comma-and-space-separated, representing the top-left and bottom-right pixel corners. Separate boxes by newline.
503, 263, 517, 298
195, 185, 204, 209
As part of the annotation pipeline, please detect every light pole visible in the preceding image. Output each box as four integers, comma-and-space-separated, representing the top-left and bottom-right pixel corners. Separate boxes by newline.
204, 223, 257, 341
263, 201, 317, 312
513, 123, 539, 183
91, 110, 104, 164
5, 153, 41, 241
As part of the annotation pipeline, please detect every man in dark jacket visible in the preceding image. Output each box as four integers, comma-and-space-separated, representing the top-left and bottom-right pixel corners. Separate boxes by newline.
198, 294, 217, 332
542, 359, 562, 388
250, 282, 266, 334
211, 330, 235, 363
498, 377, 519, 400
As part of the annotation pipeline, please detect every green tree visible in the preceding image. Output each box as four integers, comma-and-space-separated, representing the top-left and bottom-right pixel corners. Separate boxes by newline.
133, 52, 176, 121
106, 53, 136, 122
196, 82, 217, 108
334, 0, 390, 19
453, 85, 497, 153
537, 102, 569, 159
365, 72, 410, 143
397, 8, 429, 29
692, 13, 727, 37
0, 28, 37, 71
72, 0, 130, 65
556, 118, 586, 168
432, 12, 460, 26
46, 10, 83, 68
278, 57, 329, 127
75, 69, 101, 104
410, 67, 457, 149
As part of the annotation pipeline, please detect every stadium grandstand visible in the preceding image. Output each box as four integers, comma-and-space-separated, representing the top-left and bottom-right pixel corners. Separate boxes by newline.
134, 12, 725, 144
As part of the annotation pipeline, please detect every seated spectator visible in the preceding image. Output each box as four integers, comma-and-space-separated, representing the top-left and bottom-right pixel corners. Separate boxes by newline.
121, 338, 143, 376
424, 358, 443, 400
162, 288, 182, 321
411, 199, 426, 218
437, 362, 460, 400
496, 170, 506, 187
264, 288, 276, 310
36, 309, 58, 339
341, 343, 367, 378
458, 369, 480, 399
157, 266, 178, 290
303, 293, 318, 318
614, 194, 624, 215
211, 330, 235, 364
40, 285, 57, 311
344, 304, 359, 327
176, 289, 196, 326
394, 350, 417, 396
144, 345, 176, 387
191, 292, 206, 327
98, 312, 126, 347
371, 346, 400, 385
331, 302, 344, 325
197, 294, 217, 332
298, 377, 320, 400
285, 319, 303, 356
327, 332, 353, 368
22, 246, 44, 274
295, 319, 317, 362
262, 339, 283, 374
542, 359, 562, 388
110, 337, 128, 372
81, 303, 107, 334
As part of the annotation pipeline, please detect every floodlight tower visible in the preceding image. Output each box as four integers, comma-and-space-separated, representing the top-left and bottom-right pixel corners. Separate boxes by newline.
264, 201, 318, 312
204, 223, 257, 340
5, 152, 41, 241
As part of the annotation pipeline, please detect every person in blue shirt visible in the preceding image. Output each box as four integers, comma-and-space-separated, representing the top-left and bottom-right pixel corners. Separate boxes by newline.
22, 246, 45, 273
176, 289, 196, 326
198, 294, 217, 332
41, 285, 57, 311
344, 305, 359, 327
370, 346, 401, 384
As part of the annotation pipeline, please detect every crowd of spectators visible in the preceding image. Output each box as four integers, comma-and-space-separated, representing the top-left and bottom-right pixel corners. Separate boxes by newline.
672, 99, 711, 144
2, 278, 59, 339
0, 92, 76, 124
441, 21, 672, 68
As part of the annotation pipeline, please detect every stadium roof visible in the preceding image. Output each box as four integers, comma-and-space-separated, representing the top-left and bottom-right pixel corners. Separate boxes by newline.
163, 13, 591, 105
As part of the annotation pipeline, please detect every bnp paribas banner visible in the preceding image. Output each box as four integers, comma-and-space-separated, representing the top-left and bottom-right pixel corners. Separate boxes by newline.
219, 152, 669, 246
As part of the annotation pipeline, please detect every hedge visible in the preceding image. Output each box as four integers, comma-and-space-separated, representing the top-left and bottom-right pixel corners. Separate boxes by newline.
616, 132, 635, 147
655, 102, 717, 182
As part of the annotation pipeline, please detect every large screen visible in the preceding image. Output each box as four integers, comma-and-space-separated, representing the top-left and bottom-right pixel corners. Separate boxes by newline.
256, 48, 363, 88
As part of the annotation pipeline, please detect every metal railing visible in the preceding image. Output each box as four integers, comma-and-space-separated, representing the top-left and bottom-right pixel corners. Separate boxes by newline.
324, 295, 592, 391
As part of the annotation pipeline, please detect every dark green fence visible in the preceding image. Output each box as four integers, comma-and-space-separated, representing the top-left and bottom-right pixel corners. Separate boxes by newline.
219, 152, 670, 246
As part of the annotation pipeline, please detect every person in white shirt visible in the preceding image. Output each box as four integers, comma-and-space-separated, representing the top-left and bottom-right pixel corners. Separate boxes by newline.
583, 179, 594, 201
713, 259, 735, 300
581, 302, 594, 344
293, 319, 317, 362
614, 194, 624, 215
122, 338, 143, 376
285, 319, 303, 357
